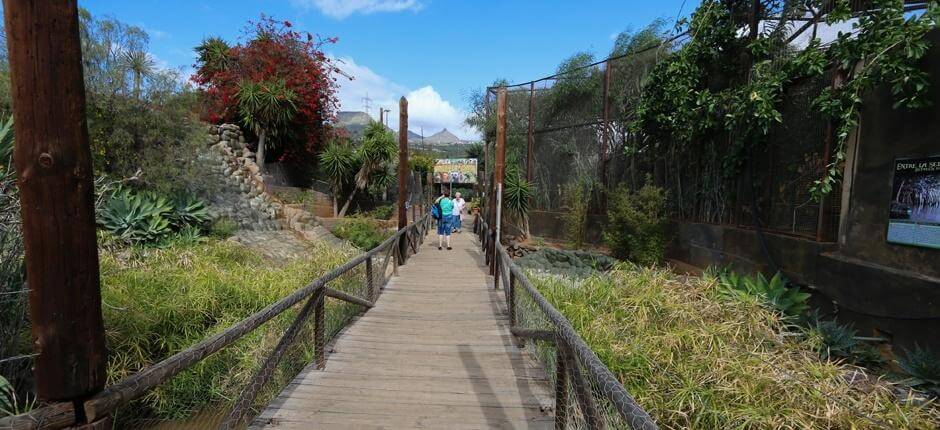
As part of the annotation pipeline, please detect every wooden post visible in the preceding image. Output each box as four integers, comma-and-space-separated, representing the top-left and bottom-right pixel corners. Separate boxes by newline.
4, 0, 107, 402
398, 97, 409, 261
527, 82, 535, 182
493, 88, 507, 272
313, 291, 325, 370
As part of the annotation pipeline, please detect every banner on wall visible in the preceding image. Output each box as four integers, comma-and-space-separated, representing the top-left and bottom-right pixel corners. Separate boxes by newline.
433, 158, 478, 184
886, 156, 940, 249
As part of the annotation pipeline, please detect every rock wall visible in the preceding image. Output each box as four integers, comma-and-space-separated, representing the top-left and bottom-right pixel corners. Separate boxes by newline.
204, 123, 338, 243
204, 124, 280, 230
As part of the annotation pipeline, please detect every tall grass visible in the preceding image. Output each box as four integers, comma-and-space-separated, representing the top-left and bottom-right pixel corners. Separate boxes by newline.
99, 238, 362, 423
528, 266, 940, 429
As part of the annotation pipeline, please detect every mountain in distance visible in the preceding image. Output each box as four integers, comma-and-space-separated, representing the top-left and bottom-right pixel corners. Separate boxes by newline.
334, 111, 372, 138
336, 111, 477, 148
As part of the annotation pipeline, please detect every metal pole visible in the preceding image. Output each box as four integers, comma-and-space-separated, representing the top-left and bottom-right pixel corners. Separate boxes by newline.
4, 0, 107, 403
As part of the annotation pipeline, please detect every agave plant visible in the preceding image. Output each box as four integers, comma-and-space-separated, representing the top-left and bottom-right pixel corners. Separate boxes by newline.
169, 192, 210, 229
98, 189, 173, 244
0, 116, 13, 174
717, 271, 810, 318
897, 344, 940, 394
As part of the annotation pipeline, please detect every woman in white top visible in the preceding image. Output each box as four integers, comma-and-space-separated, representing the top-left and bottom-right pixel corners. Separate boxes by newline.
451, 192, 466, 233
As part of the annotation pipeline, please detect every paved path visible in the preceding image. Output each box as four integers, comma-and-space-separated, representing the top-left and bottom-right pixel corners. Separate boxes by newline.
251, 226, 554, 429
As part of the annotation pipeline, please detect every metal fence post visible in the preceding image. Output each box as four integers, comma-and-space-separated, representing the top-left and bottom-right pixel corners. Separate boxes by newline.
314, 291, 326, 370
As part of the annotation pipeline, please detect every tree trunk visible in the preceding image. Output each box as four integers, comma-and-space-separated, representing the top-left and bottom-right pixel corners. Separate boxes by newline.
332, 194, 338, 217
338, 187, 357, 217
256, 128, 266, 173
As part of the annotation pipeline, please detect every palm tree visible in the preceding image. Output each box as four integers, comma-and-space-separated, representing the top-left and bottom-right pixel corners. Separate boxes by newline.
194, 37, 232, 77
236, 79, 298, 173
121, 50, 154, 100
338, 121, 397, 217
319, 140, 356, 216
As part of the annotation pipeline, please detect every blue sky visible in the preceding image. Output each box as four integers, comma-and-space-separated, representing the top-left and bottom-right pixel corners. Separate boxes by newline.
78, 0, 698, 139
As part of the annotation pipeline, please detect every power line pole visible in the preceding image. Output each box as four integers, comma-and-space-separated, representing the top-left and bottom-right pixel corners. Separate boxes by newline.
4, 0, 108, 414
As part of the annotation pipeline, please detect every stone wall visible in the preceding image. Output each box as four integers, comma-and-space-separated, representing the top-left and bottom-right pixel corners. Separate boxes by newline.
204, 124, 280, 230
204, 123, 337, 243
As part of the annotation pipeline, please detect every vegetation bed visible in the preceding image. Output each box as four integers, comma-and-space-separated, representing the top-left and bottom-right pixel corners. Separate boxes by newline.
529, 266, 940, 429
100, 238, 360, 422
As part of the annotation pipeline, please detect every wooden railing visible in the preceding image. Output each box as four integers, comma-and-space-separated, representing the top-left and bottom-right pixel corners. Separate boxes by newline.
0, 214, 431, 430
475, 215, 658, 430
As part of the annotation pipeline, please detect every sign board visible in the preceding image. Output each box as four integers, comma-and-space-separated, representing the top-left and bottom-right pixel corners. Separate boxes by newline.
887, 156, 940, 249
433, 158, 478, 184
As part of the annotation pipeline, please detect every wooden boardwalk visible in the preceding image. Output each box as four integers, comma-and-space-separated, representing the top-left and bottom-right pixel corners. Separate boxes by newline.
251, 224, 555, 429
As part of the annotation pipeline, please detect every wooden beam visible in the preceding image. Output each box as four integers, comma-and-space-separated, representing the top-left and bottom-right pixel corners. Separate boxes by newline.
4, 0, 106, 401
398, 97, 409, 261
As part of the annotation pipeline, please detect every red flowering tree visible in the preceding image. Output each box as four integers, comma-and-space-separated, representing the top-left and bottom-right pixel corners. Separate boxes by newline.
193, 16, 341, 170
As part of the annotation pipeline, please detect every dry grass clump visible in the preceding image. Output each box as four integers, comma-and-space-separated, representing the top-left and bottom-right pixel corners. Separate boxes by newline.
99, 239, 361, 422
530, 265, 940, 429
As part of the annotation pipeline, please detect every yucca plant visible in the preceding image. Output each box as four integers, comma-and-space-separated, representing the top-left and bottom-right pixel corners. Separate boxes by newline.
236, 78, 298, 172
503, 171, 533, 238
717, 271, 810, 318
319, 141, 357, 216
98, 189, 173, 244
169, 192, 210, 229
338, 121, 396, 217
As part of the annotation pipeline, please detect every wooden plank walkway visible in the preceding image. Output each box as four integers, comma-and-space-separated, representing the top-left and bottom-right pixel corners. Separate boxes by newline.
251, 223, 555, 429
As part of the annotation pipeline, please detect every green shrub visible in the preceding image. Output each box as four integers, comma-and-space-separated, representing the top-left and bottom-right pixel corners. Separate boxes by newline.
529, 266, 940, 428
208, 217, 239, 239
807, 317, 884, 366
366, 204, 394, 220
604, 180, 669, 265
99, 239, 359, 422
331, 217, 391, 250
715, 270, 811, 318
562, 180, 591, 249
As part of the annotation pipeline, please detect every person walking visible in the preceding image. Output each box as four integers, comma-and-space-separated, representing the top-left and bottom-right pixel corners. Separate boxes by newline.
452, 192, 466, 233
435, 190, 454, 250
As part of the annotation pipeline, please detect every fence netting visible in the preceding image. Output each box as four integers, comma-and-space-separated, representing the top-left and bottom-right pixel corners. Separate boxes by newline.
485, 32, 842, 243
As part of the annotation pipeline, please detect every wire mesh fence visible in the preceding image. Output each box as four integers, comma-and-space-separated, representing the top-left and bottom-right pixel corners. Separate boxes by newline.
484, 29, 843, 243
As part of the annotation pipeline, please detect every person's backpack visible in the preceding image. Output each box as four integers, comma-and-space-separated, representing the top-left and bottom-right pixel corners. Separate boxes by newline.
431, 203, 442, 220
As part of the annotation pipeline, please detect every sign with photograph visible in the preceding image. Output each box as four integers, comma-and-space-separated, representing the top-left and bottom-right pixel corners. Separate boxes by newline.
887, 156, 940, 249
433, 158, 478, 184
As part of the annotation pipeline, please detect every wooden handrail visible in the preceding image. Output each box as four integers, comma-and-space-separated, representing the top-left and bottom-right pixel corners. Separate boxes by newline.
0, 214, 430, 430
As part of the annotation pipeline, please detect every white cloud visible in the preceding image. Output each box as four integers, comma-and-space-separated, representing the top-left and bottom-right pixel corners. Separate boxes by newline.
293, 0, 424, 19
333, 56, 478, 141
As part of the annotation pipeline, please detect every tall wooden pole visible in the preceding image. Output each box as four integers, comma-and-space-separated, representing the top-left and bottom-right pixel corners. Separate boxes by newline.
492, 88, 507, 274
397, 97, 409, 261
4, 0, 107, 402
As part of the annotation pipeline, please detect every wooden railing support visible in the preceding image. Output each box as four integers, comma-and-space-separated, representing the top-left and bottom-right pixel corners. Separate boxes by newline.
397, 96, 410, 263
560, 340, 606, 430
366, 256, 375, 302
314, 291, 326, 370
554, 337, 569, 430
